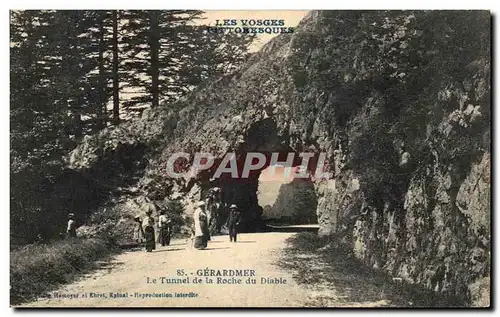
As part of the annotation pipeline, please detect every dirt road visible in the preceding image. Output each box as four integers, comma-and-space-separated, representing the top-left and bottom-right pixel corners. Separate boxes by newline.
20, 233, 307, 307
19, 232, 410, 308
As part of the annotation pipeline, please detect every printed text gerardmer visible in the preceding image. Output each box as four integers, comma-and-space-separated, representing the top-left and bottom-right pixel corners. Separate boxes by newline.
195, 268, 256, 277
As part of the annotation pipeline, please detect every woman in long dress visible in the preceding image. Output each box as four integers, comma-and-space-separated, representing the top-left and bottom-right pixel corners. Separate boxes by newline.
142, 205, 156, 252
193, 201, 209, 250
133, 215, 145, 244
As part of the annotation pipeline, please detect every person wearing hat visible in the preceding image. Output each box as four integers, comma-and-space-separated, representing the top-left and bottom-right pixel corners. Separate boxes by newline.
67, 213, 77, 238
193, 201, 209, 250
158, 209, 172, 246
142, 203, 156, 252
227, 204, 241, 243
133, 215, 145, 244
204, 189, 220, 240
210, 187, 223, 234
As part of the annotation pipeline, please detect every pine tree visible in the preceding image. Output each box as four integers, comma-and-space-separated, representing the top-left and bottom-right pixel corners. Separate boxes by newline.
97, 11, 107, 128
10, 10, 115, 243
119, 10, 254, 112
112, 10, 120, 123
10, 9, 256, 243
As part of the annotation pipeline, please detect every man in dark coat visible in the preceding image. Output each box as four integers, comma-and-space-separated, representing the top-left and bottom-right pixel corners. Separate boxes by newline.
227, 204, 241, 243
158, 209, 172, 246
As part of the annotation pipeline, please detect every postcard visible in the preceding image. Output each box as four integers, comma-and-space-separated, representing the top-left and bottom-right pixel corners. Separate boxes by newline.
10, 9, 491, 308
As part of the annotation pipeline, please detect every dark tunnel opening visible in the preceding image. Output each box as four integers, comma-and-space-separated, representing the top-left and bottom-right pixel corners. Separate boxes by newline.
191, 118, 322, 232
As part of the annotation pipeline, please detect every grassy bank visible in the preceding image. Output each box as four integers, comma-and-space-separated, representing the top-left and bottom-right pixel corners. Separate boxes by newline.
10, 236, 118, 305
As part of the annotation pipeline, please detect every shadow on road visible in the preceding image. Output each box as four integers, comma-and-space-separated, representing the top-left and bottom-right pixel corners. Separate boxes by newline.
93, 260, 125, 275
278, 233, 464, 308
153, 248, 185, 253
95, 260, 125, 269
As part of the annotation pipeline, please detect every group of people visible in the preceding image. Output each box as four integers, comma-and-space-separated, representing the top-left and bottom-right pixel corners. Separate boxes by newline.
193, 201, 242, 249
132, 197, 243, 252
133, 203, 173, 252
66, 187, 244, 253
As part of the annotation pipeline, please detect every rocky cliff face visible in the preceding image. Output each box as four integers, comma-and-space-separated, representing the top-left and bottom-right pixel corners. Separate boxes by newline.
69, 10, 490, 305
265, 178, 318, 223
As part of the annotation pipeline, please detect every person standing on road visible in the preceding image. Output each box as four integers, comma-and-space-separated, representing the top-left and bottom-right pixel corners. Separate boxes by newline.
142, 204, 156, 252
133, 215, 145, 244
205, 188, 221, 240
158, 209, 172, 246
211, 187, 222, 234
228, 204, 241, 243
204, 192, 213, 242
67, 213, 77, 238
193, 201, 209, 250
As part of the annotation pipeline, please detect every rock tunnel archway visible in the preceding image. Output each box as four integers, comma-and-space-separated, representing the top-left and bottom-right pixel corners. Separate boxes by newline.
194, 118, 322, 232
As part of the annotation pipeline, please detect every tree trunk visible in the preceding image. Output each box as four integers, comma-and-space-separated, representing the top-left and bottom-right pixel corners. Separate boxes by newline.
97, 11, 106, 129
149, 11, 160, 108
63, 13, 82, 137
112, 10, 120, 124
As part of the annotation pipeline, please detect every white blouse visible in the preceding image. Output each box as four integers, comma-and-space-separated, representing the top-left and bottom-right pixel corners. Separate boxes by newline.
193, 208, 206, 237
142, 216, 154, 229
158, 215, 170, 228
67, 219, 75, 231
